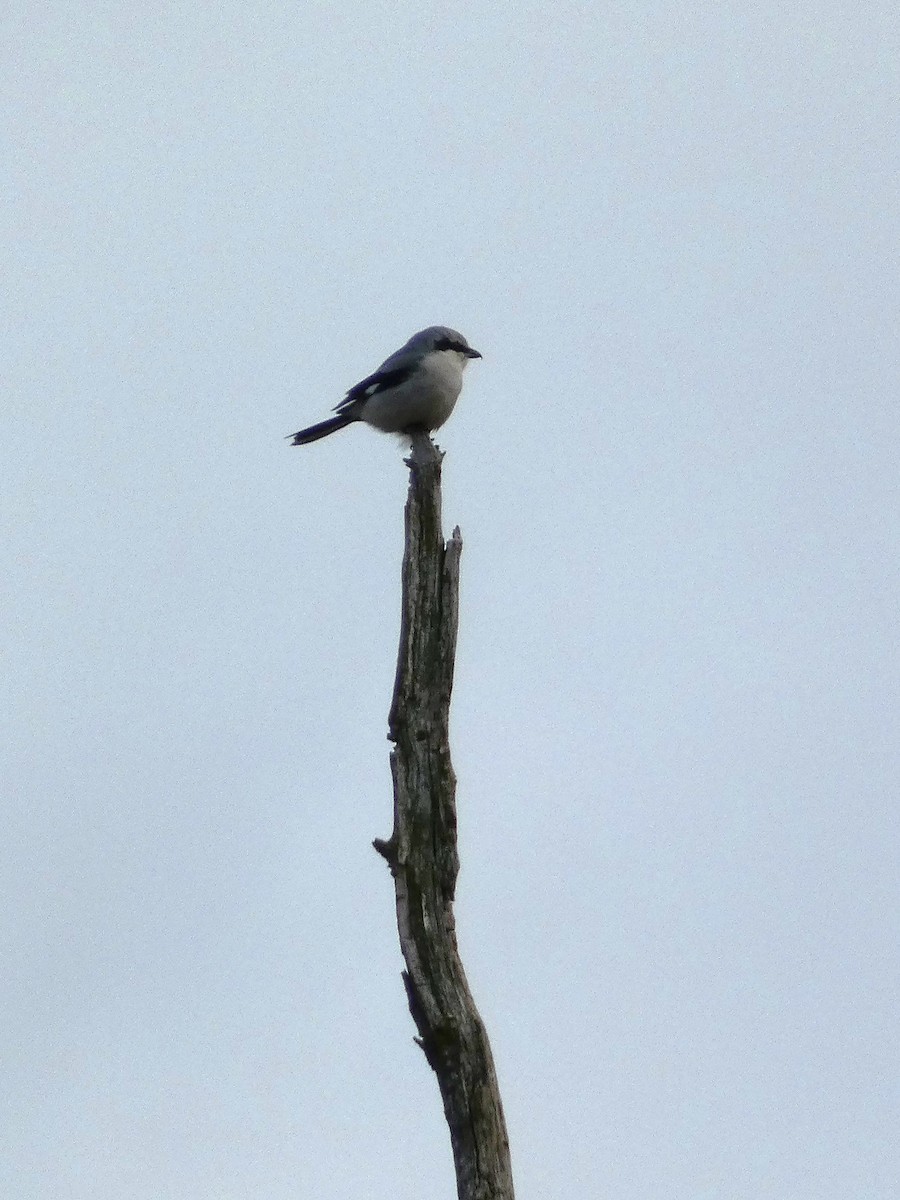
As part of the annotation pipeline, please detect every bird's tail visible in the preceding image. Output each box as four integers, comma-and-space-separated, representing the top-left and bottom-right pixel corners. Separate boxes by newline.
287, 412, 356, 446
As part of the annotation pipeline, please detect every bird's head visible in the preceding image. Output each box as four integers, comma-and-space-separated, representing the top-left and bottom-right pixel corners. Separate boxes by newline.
411, 326, 482, 363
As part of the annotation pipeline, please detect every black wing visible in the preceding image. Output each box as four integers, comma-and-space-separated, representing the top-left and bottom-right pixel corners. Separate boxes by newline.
335, 363, 418, 414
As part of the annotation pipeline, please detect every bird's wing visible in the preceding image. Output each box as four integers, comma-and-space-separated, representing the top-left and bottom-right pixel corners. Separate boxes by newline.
334, 361, 420, 413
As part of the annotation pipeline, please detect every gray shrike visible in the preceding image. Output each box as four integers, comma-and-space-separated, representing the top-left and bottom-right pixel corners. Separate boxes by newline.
289, 326, 481, 446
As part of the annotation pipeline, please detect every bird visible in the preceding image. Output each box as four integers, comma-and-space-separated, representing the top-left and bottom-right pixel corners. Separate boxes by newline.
288, 326, 481, 446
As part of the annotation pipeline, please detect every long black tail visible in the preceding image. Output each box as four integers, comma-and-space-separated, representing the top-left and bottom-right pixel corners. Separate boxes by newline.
288, 412, 356, 446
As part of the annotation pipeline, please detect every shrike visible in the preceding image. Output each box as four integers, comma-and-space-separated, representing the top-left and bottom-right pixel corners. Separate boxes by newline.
288, 326, 481, 446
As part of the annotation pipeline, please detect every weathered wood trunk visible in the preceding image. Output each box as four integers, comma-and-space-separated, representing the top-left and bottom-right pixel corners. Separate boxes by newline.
373, 431, 515, 1200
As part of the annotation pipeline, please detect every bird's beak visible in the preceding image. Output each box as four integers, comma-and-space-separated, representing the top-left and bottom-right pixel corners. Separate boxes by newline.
466, 347, 482, 359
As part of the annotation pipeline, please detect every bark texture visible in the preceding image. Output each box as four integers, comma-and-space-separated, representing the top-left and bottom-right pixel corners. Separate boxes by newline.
373, 431, 515, 1200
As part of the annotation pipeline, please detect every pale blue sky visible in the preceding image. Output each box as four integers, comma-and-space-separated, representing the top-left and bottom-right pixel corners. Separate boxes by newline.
3, 3, 898, 1197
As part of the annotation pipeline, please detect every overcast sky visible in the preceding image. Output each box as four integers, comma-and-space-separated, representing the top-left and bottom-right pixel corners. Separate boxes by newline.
3, 3, 898, 1198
